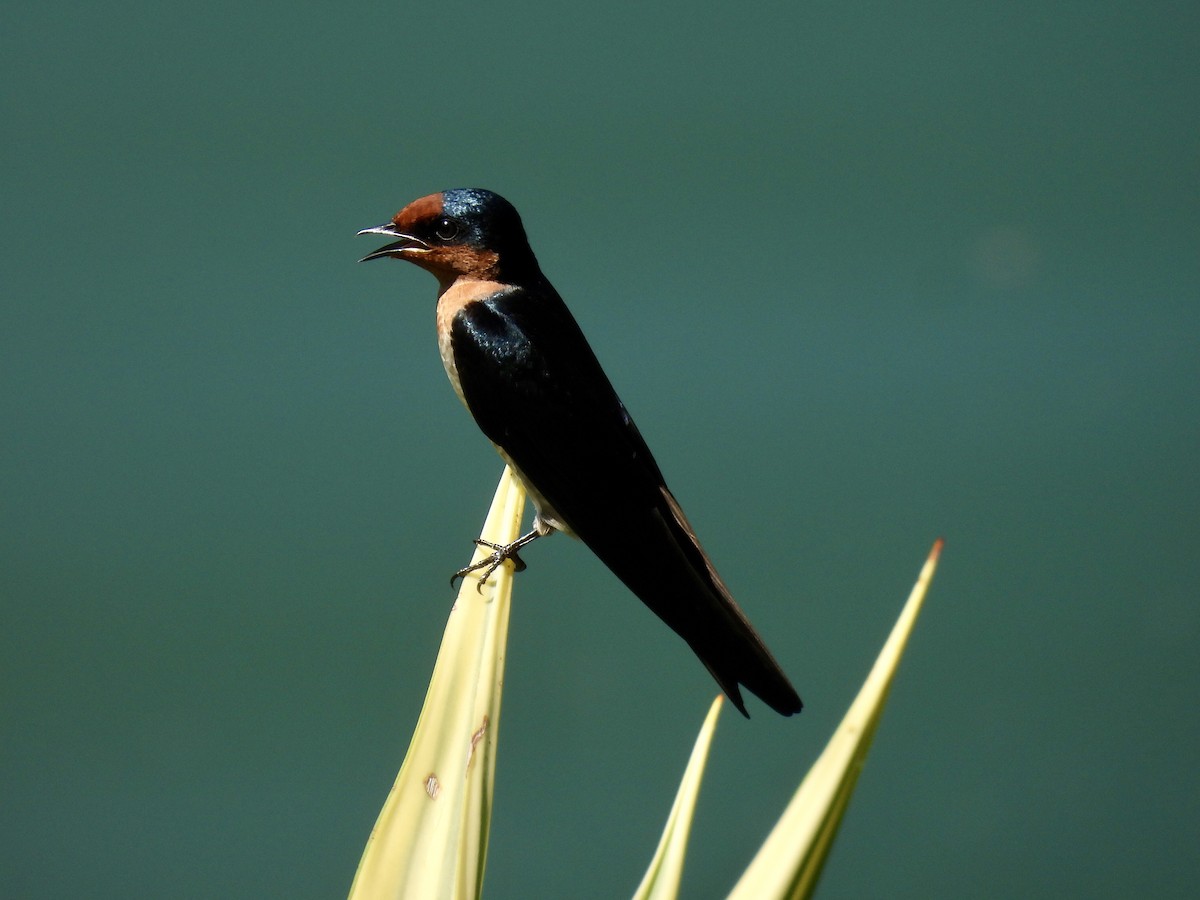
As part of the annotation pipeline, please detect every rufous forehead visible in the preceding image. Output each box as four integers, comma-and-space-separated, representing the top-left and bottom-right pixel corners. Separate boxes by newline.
392, 192, 444, 230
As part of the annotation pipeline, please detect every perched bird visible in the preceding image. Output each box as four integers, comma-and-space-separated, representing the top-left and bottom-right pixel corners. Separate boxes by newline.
359, 189, 801, 717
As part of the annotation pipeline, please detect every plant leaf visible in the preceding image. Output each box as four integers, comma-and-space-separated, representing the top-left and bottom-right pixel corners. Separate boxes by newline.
726, 539, 944, 900
347, 467, 526, 900
632, 695, 725, 900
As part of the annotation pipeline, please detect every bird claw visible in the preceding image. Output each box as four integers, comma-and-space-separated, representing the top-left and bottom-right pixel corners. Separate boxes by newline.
450, 539, 528, 592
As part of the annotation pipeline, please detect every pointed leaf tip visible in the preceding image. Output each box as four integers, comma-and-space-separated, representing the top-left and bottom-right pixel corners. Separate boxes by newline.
632, 695, 724, 900
347, 467, 526, 900
727, 541, 942, 900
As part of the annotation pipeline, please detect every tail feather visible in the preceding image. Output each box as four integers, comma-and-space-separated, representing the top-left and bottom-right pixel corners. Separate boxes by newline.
580, 487, 802, 717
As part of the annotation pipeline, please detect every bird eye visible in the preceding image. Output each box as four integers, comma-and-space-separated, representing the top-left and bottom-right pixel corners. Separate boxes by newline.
434, 218, 460, 241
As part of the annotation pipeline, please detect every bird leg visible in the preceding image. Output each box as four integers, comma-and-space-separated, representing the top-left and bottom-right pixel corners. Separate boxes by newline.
450, 528, 544, 591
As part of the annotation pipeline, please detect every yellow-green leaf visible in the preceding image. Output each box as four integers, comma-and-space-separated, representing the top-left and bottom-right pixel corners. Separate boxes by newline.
632, 695, 725, 900
347, 467, 526, 900
727, 539, 944, 900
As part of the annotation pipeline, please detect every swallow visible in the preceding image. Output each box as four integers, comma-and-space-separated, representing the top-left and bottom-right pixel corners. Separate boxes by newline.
359, 188, 802, 717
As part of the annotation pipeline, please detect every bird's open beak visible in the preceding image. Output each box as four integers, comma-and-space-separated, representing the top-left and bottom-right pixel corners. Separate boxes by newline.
356, 224, 430, 262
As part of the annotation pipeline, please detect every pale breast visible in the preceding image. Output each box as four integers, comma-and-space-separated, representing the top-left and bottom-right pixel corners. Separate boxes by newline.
435, 278, 509, 408
433, 279, 576, 539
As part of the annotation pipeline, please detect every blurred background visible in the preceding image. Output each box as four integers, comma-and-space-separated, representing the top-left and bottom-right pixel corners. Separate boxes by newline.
3, 2, 1196, 897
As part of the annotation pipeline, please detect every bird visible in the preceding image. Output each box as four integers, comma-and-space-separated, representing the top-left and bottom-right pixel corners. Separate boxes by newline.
358, 188, 802, 717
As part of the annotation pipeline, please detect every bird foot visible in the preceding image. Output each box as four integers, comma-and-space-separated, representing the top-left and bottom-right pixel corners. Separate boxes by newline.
450, 535, 535, 592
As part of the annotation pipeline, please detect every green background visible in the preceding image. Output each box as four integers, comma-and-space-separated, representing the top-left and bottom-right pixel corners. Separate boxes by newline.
4, 2, 1196, 897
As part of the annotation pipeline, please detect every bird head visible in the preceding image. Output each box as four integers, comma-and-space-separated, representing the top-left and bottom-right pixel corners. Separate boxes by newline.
358, 188, 539, 286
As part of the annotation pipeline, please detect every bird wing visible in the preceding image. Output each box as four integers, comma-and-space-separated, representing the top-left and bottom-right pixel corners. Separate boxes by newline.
449, 285, 801, 716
